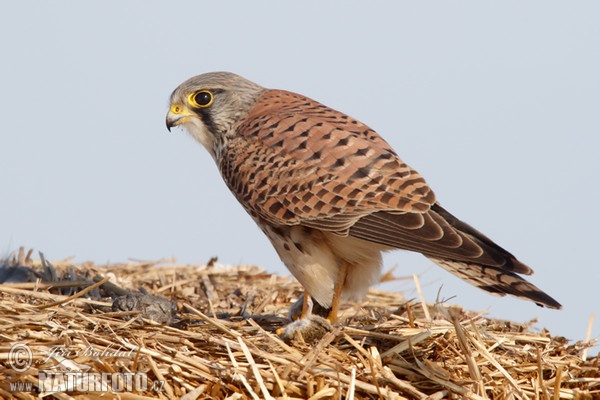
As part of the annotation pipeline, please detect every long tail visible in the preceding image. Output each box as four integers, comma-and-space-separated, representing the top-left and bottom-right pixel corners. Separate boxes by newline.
428, 257, 562, 309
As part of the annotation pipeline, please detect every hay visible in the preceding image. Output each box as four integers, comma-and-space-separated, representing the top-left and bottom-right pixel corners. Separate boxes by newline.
0, 250, 598, 399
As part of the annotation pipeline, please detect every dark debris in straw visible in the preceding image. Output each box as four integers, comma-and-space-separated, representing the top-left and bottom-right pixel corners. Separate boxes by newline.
0, 248, 598, 399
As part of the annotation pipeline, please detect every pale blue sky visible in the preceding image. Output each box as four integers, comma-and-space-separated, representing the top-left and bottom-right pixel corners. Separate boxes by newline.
1, 2, 598, 347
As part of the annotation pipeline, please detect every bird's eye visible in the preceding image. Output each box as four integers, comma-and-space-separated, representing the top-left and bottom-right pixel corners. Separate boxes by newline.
188, 90, 214, 108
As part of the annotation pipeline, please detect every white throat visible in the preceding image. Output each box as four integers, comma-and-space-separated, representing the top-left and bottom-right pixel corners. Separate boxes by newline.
181, 118, 218, 162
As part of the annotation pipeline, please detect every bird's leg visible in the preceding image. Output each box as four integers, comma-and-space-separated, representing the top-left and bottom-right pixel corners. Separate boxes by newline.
327, 261, 349, 323
300, 290, 313, 319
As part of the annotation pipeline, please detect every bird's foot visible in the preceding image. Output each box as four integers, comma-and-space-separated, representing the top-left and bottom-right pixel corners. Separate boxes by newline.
278, 292, 333, 343
288, 292, 331, 320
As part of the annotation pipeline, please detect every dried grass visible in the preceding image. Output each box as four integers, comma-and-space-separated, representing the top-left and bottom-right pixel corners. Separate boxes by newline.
0, 251, 598, 399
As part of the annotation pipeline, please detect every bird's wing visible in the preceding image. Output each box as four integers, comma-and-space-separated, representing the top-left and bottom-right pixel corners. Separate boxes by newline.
220, 89, 530, 274
221, 89, 434, 230
349, 204, 533, 274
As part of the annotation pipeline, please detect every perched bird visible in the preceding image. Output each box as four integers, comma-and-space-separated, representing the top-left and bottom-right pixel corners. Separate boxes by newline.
166, 72, 561, 324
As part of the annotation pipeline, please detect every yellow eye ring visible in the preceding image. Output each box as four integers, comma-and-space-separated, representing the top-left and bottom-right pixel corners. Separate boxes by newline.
188, 90, 214, 108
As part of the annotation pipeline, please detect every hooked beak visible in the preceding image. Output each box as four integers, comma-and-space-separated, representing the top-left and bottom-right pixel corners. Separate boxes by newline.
166, 104, 194, 132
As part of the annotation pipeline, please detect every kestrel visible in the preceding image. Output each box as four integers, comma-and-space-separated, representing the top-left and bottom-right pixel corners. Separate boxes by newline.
166, 72, 561, 323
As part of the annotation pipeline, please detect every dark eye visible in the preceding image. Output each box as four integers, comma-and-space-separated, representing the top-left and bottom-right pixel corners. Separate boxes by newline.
188, 90, 214, 108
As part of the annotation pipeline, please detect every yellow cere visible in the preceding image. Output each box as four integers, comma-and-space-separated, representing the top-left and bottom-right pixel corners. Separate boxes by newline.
170, 104, 184, 114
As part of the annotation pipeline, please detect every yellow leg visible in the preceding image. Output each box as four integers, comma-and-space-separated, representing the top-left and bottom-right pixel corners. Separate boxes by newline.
327, 262, 348, 323
300, 290, 312, 319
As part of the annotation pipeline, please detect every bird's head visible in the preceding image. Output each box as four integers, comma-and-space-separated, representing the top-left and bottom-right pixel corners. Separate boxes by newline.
166, 71, 265, 160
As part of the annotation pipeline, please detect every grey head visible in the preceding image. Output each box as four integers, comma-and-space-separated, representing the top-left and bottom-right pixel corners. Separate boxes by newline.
166, 72, 266, 161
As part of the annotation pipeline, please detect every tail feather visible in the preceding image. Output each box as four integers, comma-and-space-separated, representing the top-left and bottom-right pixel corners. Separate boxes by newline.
428, 257, 562, 309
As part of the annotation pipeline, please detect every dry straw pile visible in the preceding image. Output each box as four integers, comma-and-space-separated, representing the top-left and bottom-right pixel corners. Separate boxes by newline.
0, 249, 598, 399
